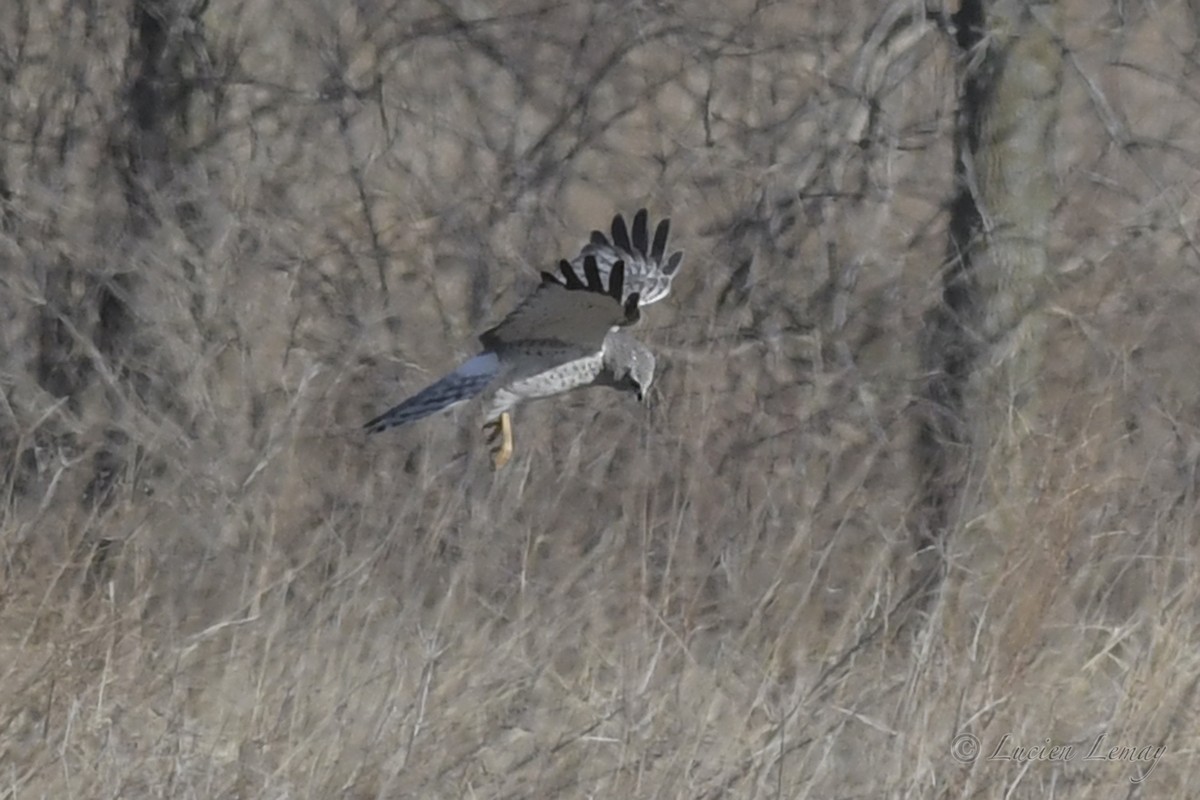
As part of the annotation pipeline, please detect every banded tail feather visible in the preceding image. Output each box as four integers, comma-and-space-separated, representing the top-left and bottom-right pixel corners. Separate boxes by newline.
364, 352, 499, 434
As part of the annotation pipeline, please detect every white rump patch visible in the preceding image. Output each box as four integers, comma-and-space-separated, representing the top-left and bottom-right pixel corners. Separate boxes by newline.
457, 352, 500, 378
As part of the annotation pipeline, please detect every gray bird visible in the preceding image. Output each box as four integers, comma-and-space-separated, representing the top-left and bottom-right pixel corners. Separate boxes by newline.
364, 209, 683, 468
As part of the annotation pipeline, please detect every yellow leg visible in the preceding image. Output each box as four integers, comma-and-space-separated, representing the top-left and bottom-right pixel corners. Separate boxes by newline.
483, 412, 514, 470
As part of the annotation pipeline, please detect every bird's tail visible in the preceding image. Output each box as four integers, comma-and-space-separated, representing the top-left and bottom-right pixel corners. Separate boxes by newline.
364, 353, 499, 434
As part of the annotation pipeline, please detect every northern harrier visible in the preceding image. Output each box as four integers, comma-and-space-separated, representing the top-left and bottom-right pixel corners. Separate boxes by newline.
364, 209, 684, 468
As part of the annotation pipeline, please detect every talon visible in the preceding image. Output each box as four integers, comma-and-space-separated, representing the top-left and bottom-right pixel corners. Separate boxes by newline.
484, 412, 513, 470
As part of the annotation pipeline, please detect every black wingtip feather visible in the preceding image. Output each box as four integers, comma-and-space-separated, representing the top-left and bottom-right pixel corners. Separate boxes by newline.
651, 219, 670, 261
664, 251, 683, 276
608, 259, 626, 301
558, 259, 586, 289
631, 209, 649, 256
581, 254, 603, 292
611, 214, 632, 253
556, 255, 626, 302
590, 230, 609, 246
622, 292, 641, 324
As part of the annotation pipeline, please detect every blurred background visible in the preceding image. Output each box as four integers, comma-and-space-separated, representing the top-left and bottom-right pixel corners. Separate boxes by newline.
1, 0, 1198, 796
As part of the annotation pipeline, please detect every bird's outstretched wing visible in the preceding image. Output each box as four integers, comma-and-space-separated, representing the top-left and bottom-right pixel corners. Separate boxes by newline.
478, 255, 641, 352
571, 209, 684, 308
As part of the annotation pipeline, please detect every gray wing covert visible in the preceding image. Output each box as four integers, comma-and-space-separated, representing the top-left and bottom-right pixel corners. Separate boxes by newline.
478, 256, 641, 353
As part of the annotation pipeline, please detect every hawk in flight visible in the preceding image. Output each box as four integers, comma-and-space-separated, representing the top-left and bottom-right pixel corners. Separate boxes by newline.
364, 209, 684, 468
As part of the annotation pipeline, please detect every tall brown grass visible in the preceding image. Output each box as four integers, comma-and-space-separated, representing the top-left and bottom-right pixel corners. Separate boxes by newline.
1, 1, 1197, 796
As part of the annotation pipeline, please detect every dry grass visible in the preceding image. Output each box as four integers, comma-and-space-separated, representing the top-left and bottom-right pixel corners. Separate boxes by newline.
2, 0, 1199, 797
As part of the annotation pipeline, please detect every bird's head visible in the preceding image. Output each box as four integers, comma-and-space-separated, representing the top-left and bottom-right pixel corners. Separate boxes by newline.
603, 334, 655, 403
624, 347, 655, 402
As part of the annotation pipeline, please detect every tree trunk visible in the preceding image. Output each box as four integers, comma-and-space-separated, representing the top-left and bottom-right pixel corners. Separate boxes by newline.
915, 0, 1062, 597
